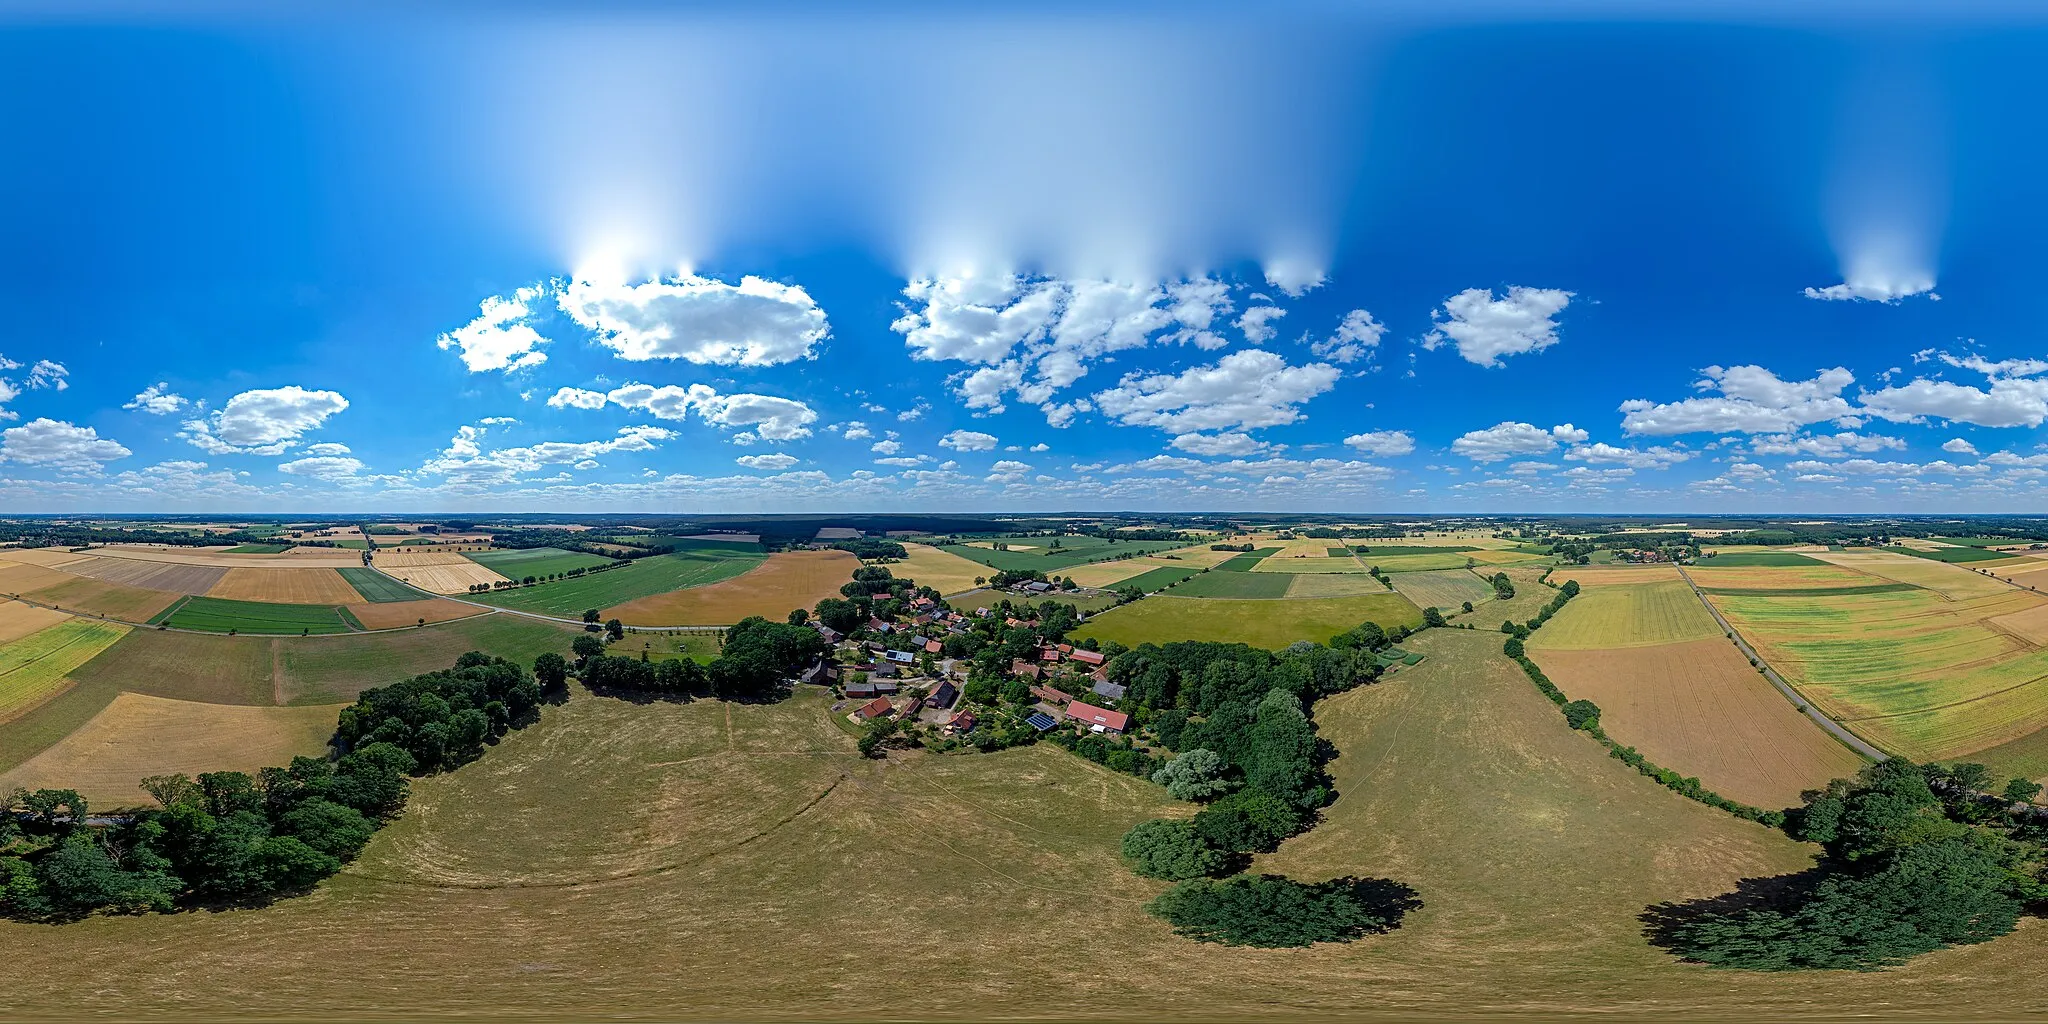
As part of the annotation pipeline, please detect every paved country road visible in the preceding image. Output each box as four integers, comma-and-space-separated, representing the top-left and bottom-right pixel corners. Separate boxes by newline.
1675, 565, 1888, 763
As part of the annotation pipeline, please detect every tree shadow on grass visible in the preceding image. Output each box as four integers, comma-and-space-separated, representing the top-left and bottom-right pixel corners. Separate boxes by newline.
1331, 876, 1425, 934
583, 684, 699, 706
1638, 865, 1831, 957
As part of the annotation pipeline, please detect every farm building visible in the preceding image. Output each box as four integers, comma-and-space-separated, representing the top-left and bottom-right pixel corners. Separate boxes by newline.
1024, 712, 1059, 731
1091, 679, 1126, 701
1064, 702, 1129, 733
926, 679, 957, 709
1070, 649, 1105, 666
844, 679, 879, 699
946, 710, 976, 733
853, 696, 894, 721
1030, 684, 1073, 704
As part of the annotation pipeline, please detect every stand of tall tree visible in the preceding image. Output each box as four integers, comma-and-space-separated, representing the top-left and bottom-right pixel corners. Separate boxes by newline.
0, 652, 551, 921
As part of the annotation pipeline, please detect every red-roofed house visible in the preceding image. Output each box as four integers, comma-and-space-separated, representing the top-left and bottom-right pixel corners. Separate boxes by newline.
1030, 684, 1074, 705
1070, 649, 1106, 666
924, 639, 943, 654
853, 696, 895, 721
1010, 659, 1042, 680
1064, 701, 1129, 733
946, 710, 976, 733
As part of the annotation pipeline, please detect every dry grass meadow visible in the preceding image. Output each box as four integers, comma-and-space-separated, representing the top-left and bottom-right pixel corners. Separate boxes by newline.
1549, 564, 1684, 586
18, 632, 2048, 1019
0, 692, 341, 806
608, 550, 858, 625
207, 567, 365, 605
1526, 581, 1722, 650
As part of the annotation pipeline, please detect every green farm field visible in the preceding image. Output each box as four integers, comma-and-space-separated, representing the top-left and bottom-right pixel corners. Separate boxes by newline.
21, 633, 2048, 1019
336, 566, 423, 603
1388, 569, 1496, 612
1072, 593, 1420, 649
1111, 565, 1198, 593
223, 543, 291, 554
463, 546, 616, 578
1902, 545, 2021, 564
1526, 581, 1722, 650
1166, 569, 1293, 598
939, 536, 1193, 573
1709, 586, 2048, 759
1209, 547, 1280, 571
275, 614, 581, 704
1694, 551, 1825, 566
1360, 551, 1489, 572
159, 596, 353, 635
0, 619, 129, 724
475, 549, 766, 616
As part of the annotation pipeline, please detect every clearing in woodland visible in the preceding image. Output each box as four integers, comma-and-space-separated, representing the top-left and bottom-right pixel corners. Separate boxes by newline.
1072, 593, 1420, 649
607, 550, 859, 625
23, 633, 2048, 1019
1526, 581, 1722, 650
0, 692, 340, 807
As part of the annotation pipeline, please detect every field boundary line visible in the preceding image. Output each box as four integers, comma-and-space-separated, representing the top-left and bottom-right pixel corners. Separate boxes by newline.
1676, 566, 1887, 762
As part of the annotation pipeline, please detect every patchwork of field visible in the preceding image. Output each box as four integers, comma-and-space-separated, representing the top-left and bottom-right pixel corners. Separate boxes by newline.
158, 596, 355, 635
476, 548, 768, 616
1284, 572, 1396, 598
344, 598, 485, 631
1389, 569, 1496, 611
1528, 581, 1723, 651
64, 556, 227, 595
1812, 550, 2014, 599
1688, 562, 1901, 594
1166, 569, 1294, 598
0, 693, 341, 807
1465, 549, 1550, 565
374, 551, 508, 594
889, 543, 995, 595
0, 603, 71, 646
463, 546, 616, 579
335, 566, 421, 603
1357, 551, 1483, 572
1549, 564, 1682, 587
1211, 548, 1278, 571
0, 560, 82, 594
1110, 566, 1200, 593
938, 536, 1193, 573
1073, 593, 1421, 649
1708, 584, 2048, 759
1531, 637, 1866, 808
607, 550, 859, 626
0, 619, 130, 723
1693, 551, 1825, 567
205, 567, 363, 605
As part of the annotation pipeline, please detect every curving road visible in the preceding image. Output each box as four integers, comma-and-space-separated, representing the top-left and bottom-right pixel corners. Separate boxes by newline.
1675, 565, 1888, 763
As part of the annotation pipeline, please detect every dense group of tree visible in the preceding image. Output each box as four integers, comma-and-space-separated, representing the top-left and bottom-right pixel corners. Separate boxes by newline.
1659, 759, 2048, 970
831, 538, 909, 560
1, 652, 548, 921
574, 617, 826, 702
812, 567, 947, 633
1146, 875, 1422, 947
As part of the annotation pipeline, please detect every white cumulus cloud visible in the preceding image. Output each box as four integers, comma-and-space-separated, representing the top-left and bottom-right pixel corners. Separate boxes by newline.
183, 386, 349, 455
124, 383, 188, 415
1450, 421, 1581, 463
939, 429, 999, 452
736, 453, 800, 471
438, 285, 550, 373
546, 387, 609, 410
1343, 430, 1415, 457
1422, 286, 1572, 367
1620, 366, 1856, 435
559, 273, 828, 366
0, 418, 131, 472
1312, 309, 1385, 364
1092, 349, 1338, 434
277, 456, 364, 480
1171, 432, 1272, 457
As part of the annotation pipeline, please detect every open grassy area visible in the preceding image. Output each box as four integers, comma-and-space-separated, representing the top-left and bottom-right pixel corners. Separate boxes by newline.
1526, 581, 1722, 650
475, 549, 767, 616
160, 596, 354, 635
1388, 569, 1496, 612
939, 536, 1193, 573
1709, 586, 2048, 759
1694, 551, 1825, 566
1073, 593, 1420, 649
1210, 548, 1280, 571
1359, 551, 1487, 572
276, 614, 580, 704
1345, 544, 1479, 556
463, 546, 617, 579
0, 619, 130, 723
336, 566, 426, 603
1166, 569, 1294, 598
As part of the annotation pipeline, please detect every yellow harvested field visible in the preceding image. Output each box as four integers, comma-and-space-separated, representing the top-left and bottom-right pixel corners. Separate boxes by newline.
1812, 551, 2013, 599
964, 540, 1038, 551
1058, 559, 1161, 588
380, 562, 508, 595
343, 598, 485, 630
1466, 549, 1549, 565
1531, 637, 1867, 809
893, 543, 1001, 595
0, 602, 70, 645
0, 548, 92, 568
374, 550, 476, 567
611, 550, 860, 626
92, 545, 363, 567
1686, 563, 1885, 591
1549, 564, 1682, 586
0, 560, 82, 595
1998, 565, 2048, 592
207, 567, 364, 605
20, 576, 180, 621
0, 692, 342, 807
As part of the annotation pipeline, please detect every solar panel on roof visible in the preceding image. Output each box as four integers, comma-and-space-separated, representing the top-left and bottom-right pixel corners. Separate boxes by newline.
1025, 713, 1058, 731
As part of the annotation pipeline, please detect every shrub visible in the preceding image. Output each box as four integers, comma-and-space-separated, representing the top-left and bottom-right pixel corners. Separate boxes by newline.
1146, 875, 1419, 947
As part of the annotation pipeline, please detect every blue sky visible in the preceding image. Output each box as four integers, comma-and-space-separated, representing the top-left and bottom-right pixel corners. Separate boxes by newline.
7, 5, 2048, 513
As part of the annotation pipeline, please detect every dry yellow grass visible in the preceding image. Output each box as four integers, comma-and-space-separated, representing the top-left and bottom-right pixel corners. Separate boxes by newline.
609, 550, 859, 626
342, 598, 485, 630
1811, 551, 2013, 599
0, 548, 91, 569
0, 602, 71, 645
206, 568, 364, 605
1686, 563, 1885, 591
0, 560, 82, 594
1549, 564, 1682, 586
1466, 549, 1549, 565
892, 543, 999, 595
368, 550, 474, 568
373, 552, 508, 594
20, 577, 180, 621
0, 692, 341, 807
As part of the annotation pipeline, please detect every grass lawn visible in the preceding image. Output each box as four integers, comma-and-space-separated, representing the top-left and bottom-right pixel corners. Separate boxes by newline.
161, 596, 354, 635
223, 543, 292, 554
474, 549, 767, 616
337, 567, 424, 603
1696, 551, 1826, 566
464, 546, 617, 578
1166, 569, 1293, 598
1073, 593, 1420, 649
